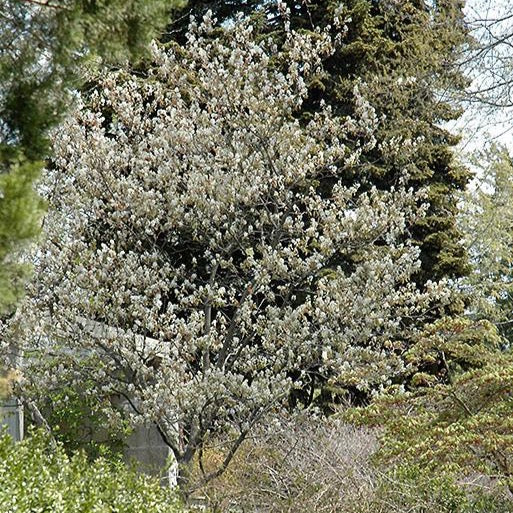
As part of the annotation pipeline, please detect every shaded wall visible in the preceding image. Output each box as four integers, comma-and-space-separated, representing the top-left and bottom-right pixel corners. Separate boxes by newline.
0, 398, 23, 440
123, 422, 178, 487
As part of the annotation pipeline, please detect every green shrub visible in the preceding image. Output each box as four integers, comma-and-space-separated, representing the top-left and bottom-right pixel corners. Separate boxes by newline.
42, 383, 131, 460
0, 430, 182, 513
374, 465, 513, 513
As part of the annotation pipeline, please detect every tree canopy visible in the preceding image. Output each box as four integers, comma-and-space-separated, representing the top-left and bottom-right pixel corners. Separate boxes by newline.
168, 0, 472, 285
7, 17, 452, 492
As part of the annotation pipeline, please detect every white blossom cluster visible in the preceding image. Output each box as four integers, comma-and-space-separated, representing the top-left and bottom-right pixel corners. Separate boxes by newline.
6, 16, 450, 478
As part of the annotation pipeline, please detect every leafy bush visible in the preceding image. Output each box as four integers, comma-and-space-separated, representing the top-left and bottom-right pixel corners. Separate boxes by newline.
347, 318, 513, 495
375, 465, 513, 513
42, 383, 131, 460
0, 430, 182, 513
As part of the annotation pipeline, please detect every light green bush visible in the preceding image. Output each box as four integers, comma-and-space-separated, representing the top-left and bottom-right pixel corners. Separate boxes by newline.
374, 465, 513, 513
0, 430, 182, 513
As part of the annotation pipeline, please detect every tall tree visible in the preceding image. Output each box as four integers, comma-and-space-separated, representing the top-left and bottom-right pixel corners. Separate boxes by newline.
459, 145, 513, 342
163, 1, 472, 406
8, 19, 449, 493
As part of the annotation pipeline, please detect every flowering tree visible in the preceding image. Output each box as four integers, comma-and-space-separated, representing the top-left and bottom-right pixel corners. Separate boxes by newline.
6, 16, 449, 491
